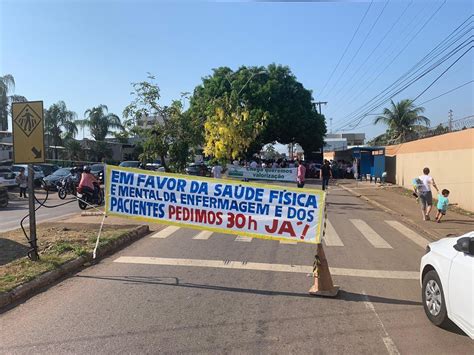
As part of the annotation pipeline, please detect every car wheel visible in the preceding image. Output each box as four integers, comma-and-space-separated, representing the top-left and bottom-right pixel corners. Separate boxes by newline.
422, 270, 449, 327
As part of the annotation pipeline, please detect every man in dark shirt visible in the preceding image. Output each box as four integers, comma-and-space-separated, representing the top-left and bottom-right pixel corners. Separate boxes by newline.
321, 160, 332, 191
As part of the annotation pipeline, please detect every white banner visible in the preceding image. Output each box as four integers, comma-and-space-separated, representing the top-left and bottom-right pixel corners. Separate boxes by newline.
226, 164, 297, 182
106, 166, 325, 244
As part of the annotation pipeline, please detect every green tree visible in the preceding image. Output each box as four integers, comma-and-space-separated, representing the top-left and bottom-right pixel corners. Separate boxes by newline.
77, 104, 123, 141
188, 64, 326, 159
124, 75, 199, 172
374, 99, 430, 143
44, 101, 77, 158
89, 141, 113, 162
63, 138, 84, 160
0, 74, 27, 131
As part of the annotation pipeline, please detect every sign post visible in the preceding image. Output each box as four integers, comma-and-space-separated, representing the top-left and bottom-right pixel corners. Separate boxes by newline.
12, 101, 44, 260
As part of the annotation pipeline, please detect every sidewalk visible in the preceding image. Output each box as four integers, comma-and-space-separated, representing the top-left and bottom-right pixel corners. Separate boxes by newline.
335, 179, 473, 241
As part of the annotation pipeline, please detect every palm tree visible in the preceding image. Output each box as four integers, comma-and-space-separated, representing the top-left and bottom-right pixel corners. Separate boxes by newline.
77, 104, 123, 141
0, 74, 27, 131
374, 99, 430, 143
44, 101, 78, 159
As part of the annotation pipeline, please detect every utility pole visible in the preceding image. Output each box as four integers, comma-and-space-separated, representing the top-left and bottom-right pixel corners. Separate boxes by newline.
448, 109, 453, 131
329, 117, 333, 134
314, 101, 328, 115
27, 164, 39, 260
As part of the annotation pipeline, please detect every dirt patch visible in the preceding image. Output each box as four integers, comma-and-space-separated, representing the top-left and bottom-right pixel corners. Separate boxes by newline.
0, 223, 140, 293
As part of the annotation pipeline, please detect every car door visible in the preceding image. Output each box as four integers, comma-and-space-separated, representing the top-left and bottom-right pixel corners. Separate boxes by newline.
448, 247, 474, 336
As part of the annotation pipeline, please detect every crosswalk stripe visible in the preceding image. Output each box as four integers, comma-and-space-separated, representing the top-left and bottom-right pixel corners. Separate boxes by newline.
114, 256, 419, 280
350, 219, 392, 249
279, 239, 297, 245
235, 235, 253, 242
385, 220, 430, 249
150, 226, 180, 239
193, 231, 213, 240
324, 220, 344, 246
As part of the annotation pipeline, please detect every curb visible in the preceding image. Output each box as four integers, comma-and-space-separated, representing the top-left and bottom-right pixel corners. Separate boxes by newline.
336, 183, 440, 242
0, 225, 150, 310
81, 211, 105, 217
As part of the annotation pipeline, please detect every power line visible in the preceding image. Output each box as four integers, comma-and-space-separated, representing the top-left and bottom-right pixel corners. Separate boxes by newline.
332, 0, 449, 124
325, 0, 390, 98
334, 14, 470, 130
418, 80, 473, 105
330, 1, 412, 103
338, 45, 473, 131
318, 1, 373, 97
412, 46, 473, 102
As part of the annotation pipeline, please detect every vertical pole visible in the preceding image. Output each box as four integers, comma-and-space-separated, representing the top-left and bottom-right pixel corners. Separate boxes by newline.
448, 109, 453, 132
27, 164, 38, 260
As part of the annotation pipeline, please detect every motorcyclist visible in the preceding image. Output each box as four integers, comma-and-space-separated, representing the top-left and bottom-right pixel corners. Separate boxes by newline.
78, 165, 99, 203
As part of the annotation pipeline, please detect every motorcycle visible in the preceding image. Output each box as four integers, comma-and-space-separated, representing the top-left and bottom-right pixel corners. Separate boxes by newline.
76, 183, 104, 210
57, 174, 78, 200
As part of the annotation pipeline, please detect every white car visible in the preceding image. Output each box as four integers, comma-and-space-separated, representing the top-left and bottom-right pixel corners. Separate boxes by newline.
420, 232, 474, 339
11, 164, 45, 182
0, 167, 17, 187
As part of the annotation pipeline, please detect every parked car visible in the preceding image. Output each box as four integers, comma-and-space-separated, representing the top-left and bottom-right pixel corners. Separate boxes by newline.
91, 163, 105, 183
185, 163, 211, 177
119, 161, 143, 169
42, 167, 74, 190
0, 166, 17, 188
420, 232, 473, 339
11, 164, 45, 185
36, 163, 60, 177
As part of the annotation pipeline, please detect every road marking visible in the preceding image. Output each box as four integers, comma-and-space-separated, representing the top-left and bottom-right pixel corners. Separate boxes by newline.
350, 219, 392, 249
113, 256, 419, 280
150, 226, 180, 239
324, 220, 344, 246
235, 236, 252, 242
279, 239, 297, 245
193, 231, 213, 240
385, 220, 430, 249
362, 291, 400, 355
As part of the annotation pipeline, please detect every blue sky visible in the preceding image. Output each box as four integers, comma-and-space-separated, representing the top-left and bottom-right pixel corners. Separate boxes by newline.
1, 0, 472, 142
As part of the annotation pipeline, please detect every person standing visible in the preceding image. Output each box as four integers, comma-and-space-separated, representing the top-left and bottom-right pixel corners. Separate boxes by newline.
321, 160, 332, 191
297, 160, 306, 188
418, 167, 439, 221
435, 189, 450, 223
16, 167, 28, 198
212, 161, 222, 179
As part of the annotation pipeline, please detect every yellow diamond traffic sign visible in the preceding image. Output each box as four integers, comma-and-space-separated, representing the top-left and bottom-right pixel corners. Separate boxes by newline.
12, 101, 45, 164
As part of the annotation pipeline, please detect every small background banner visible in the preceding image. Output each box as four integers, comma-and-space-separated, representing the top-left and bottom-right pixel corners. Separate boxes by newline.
106, 166, 325, 244
226, 164, 297, 182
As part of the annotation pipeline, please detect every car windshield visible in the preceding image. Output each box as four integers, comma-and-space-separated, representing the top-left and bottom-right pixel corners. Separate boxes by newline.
120, 162, 140, 167
53, 168, 71, 176
33, 166, 42, 172
91, 165, 104, 172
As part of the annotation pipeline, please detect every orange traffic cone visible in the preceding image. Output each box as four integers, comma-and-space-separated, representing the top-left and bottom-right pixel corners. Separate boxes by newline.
309, 243, 340, 297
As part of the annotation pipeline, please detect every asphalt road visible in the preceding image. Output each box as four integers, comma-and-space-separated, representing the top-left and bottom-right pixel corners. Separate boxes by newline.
0, 190, 80, 232
1, 186, 472, 354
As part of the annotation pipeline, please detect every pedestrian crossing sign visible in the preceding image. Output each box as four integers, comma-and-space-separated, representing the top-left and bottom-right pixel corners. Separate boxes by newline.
12, 101, 45, 164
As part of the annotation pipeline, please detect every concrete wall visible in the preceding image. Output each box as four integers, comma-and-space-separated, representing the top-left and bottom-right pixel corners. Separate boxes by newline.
385, 129, 474, 212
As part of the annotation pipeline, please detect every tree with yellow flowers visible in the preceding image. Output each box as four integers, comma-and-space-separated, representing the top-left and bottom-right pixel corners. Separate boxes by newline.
203, 95, 267, 160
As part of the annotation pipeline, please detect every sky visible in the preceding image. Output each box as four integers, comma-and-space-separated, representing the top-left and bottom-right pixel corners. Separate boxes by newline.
1, 0, 473, 144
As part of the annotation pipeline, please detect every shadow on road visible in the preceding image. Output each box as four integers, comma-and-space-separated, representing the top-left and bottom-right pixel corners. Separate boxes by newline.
76, 274, 422, 306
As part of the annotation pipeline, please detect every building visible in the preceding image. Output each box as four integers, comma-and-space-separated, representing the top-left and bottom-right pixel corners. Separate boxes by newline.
0, 131, 13, 162
138, 114, 165, 129
324, 133, 365, 151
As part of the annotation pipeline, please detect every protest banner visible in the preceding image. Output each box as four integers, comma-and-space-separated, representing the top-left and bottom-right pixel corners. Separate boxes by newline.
226, 164, 297, 182
105, 165, 325, 244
